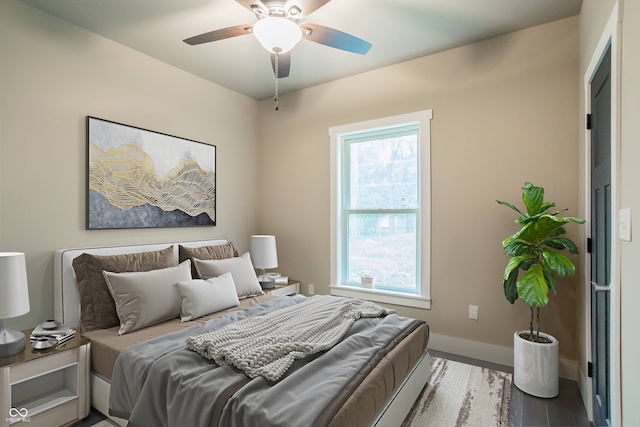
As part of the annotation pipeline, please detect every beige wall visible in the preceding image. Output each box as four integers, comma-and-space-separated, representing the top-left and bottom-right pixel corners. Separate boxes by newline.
257, 18, 580, 360
0, 0, 260, 331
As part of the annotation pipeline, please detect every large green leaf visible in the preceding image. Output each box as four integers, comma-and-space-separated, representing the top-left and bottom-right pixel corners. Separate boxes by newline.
511, 222, 538, 244
517, 264, 549, 307
534, 215, 567, 240
540, 202, 557, 213
497, 200, 523, 215
549, 226, 567, 238
542, 240, 565, 250
541, 248, 575, 277
548, 209, 568, 216
503, 268, 519, 304
516, 215, 532, 226
545, 237, 579, 254
502, 235, 516, 249
519, 259, 535, 270
503, 255, 534, 280
563, 216, 587, 224
543, 266, 558, 295
522, 183, 544, 216
518, 210, 566, 226
503, 240, 533, 256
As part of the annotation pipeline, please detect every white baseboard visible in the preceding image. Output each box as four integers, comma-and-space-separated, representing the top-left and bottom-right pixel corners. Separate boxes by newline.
427, 333, 579, 381
578, 368, 592, 420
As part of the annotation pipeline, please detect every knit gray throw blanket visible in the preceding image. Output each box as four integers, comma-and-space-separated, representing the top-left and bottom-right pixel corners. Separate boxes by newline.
187, 295, 395, 381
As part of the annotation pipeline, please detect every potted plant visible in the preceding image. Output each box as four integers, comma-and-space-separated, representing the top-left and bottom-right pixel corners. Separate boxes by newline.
497, 182, 584, 398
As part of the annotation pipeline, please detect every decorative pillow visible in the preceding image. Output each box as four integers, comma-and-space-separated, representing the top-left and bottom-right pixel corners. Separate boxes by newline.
179, 242, 237, 278
193, 253, 264, 299
103, 260, 192, 335
176, 273, 240, 322
72, 246, 174, 333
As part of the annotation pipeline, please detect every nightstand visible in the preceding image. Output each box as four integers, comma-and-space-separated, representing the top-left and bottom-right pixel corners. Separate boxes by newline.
264, 279, 300, 297
0, 330, 90, 427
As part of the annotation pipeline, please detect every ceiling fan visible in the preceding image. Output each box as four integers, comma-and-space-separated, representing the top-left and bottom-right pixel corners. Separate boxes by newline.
183, 0, 372, 80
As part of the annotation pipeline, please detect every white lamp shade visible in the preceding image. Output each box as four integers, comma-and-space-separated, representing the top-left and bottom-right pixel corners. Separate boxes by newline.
253, 17, 302, 53
250, 235, 278, 269
0, 252, 30, 318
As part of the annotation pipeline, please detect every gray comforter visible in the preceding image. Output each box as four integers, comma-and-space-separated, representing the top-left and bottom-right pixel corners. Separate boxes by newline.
109, 295, 421, 427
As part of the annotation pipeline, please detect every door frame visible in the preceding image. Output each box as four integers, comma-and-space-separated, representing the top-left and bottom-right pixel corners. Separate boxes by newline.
582, 3, 622, 425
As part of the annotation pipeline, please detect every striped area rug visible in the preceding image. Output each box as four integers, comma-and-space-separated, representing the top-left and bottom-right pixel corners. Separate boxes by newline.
402, 357, 512, 427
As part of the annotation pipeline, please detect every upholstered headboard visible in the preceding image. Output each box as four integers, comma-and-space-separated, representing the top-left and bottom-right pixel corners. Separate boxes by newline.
53, 239, 229, 328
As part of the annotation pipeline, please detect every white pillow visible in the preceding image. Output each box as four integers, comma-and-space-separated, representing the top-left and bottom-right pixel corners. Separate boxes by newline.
193, 252, 264, 299
103, 260, 192, 335
176, 273, 240, 322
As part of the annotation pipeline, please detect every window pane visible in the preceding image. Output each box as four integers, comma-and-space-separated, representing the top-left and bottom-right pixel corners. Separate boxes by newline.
348, 135, 418, 210
347, 213, 417, 293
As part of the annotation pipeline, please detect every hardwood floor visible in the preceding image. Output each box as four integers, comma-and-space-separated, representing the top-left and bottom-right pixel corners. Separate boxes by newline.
430, 349, 591, 427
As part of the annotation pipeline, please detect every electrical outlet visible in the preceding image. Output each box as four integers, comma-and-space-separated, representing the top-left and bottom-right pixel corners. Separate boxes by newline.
469, 305, 479, 320
308, 284, 315, 295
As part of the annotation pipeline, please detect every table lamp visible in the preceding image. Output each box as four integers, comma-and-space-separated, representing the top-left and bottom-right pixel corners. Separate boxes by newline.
0, 252, 30, 357
250, 235, 278, 289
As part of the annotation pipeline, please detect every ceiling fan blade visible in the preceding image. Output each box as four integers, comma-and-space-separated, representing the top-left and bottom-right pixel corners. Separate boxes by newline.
283, 0, 332, 18
183, 24, 253, 45
301, 23, 371, 54
270, 52, 291, 78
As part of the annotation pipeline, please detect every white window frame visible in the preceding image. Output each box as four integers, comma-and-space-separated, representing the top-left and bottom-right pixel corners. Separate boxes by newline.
329, 110, 432, 310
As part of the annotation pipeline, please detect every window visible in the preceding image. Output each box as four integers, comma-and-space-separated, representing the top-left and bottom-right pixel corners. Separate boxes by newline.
329, 110, 432, 309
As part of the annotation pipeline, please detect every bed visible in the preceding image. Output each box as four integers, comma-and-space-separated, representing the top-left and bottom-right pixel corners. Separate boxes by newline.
53, 239, 430, 427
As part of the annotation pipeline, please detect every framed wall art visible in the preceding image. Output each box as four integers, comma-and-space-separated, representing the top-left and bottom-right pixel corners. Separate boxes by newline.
87, 116, 216, 229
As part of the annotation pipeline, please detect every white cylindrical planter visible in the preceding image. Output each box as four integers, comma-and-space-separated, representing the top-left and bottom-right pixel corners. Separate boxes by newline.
513, 331, 559, 398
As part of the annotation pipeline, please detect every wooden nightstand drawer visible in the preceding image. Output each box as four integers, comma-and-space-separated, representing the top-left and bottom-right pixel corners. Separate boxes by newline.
9, 349, 77, 383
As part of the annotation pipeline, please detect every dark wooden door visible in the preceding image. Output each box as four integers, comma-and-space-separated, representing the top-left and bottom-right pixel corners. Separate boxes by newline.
590, 45, 611, 427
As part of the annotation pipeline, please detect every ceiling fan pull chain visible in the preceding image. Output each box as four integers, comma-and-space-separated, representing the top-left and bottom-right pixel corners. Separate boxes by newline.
274, 52, 279, 111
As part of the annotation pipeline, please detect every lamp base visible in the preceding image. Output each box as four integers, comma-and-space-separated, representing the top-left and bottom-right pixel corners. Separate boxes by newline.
258, 275, 276, 290
0, 327, 25, 357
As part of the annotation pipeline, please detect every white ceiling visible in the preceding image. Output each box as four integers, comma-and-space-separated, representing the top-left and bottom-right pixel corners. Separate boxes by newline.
19, 0, 582, 100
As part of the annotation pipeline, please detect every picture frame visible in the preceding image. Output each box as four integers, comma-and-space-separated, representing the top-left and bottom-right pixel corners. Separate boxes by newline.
86, 116, 216, 229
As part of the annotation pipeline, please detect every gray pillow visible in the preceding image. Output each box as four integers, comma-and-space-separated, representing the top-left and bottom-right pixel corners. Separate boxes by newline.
103, 260, 192, 335
72, 246, 174, 332
193, 253, 264, 299
179, 242, 237, 278
176, 273, 240, 322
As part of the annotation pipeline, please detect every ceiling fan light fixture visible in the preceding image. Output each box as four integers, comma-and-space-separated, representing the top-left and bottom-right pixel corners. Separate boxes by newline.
253, 17, 302, 54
